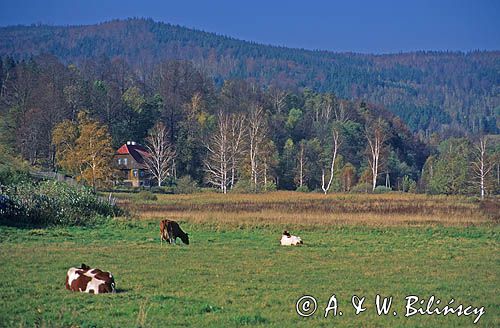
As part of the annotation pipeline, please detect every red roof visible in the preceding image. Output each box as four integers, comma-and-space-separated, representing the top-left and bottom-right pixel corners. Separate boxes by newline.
116, 142, 150, 164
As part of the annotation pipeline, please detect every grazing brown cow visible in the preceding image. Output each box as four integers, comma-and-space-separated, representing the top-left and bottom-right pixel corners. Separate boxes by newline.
160, 219, 189, 245
65, 263, 116, 294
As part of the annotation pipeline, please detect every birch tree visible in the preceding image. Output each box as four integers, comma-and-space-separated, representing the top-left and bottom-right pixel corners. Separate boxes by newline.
296, 140, 306, 188
204, 111, 231, 193
321, 93, 334, 122
248, 105, 267, 191
229, 113, 246, 189
334, 100, 350, 123
269, 87, 286, 115
143, 122, 176, 187
261, 140, 278, 190
472, 136, 494, 200
366, 118, 387, 192
321, 125, 341, 194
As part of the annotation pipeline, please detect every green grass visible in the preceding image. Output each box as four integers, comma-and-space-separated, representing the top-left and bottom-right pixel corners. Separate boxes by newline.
0, 220, 498, 327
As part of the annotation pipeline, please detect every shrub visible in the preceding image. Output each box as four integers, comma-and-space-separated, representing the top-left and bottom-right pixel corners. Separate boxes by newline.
263, 181, 277, 192
230, 179, 254, 193
0, 195, 23, 221
0, 166, 31, 186
402, 175, 417, 193
136, 190, 158, 201
173, 176, 199, 194
1, 180, 122, 227
229, 179, 278, 193
150, 186, 174, 194
350, 183, 372, 193
373, 186, 393, 194
296, 185, 309, 193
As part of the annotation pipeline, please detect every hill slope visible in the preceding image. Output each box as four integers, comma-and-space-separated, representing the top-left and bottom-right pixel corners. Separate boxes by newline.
0, 18, 498, 134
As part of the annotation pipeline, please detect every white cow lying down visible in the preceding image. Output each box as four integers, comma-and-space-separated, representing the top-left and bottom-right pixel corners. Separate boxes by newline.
280, 230, 303, 246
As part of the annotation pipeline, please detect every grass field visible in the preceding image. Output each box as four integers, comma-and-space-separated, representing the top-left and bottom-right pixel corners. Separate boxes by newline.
0, 192, 498, 327
120, 192, 499, 227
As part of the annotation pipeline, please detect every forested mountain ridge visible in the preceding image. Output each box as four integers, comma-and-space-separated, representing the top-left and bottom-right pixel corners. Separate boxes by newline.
0, 18, 498, 136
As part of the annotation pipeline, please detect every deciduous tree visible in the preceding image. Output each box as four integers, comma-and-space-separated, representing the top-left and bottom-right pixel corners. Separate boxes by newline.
204, 111, 231, 193
365, 118, 387, 191
53, 112, 114, 191
228, 113, 246, 189
52, 119, 78, 174
321, 125, 341, 194
75, 112, 114, 191
248, 105, 268, 191
471, 136, 495, 199
143, 121, 176, 187
295, 140, 306, 188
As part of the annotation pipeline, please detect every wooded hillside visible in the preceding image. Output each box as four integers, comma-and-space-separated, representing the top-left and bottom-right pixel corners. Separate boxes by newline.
1, 18, 498, 136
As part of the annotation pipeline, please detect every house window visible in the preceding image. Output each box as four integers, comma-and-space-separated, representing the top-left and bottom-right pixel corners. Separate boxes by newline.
118, 158, 122, 165
124, 158, 128, 165
133, 169, 138, 177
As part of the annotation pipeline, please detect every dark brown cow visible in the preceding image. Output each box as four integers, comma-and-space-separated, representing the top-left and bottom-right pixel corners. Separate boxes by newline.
160, 219, 189, 245
65, 263, 116, 294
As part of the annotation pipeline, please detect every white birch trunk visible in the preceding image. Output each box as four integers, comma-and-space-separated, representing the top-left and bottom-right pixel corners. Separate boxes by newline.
321, 128, 341, 194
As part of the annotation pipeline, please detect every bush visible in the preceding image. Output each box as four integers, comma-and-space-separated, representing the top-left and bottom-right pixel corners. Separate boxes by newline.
136, 190, 158, 201
1, 180, 122, 227
0, 195, 23, 221
173, 176, 198, 194
230, 179, 255, 193
231, 179, 278, 193
150, 186, 174, 194
402, 175, 417, 193
0, 166, 31, 186
350, 183, 372, 193
263, 181, 277, 192
373, 186, 393, 194
296, 185, 309, 192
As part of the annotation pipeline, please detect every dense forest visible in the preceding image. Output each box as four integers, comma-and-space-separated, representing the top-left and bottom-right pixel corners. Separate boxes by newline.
0, 18, 498, 137
0, 54, 498, 196
0, 18, 498, 197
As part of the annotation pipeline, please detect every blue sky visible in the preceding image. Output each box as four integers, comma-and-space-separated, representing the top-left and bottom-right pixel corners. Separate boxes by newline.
0, 0, 498, 53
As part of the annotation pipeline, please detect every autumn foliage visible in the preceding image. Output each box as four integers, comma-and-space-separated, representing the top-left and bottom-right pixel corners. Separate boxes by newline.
52, 112, 114, 190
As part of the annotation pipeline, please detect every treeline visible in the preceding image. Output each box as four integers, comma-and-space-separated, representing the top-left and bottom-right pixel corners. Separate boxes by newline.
0, 18, 498, 137
0, 55, 498, 197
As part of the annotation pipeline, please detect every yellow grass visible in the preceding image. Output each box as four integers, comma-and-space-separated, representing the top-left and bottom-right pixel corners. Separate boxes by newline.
118, 191, 498, 228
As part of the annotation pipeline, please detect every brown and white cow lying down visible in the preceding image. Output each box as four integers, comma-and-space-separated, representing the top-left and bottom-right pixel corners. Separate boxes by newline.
160, 219, 190, 245
280, 230, 303, 246
65, 264, 116, 294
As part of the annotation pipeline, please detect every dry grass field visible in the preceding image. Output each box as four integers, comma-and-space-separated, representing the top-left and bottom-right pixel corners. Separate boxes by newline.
118, 191, 499, 228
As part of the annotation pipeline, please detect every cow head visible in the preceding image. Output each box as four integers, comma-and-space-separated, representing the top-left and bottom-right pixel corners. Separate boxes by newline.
180, 232, 189, 245
99, 276, 116, 294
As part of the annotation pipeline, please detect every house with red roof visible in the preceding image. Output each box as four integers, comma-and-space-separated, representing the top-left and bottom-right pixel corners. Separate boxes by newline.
115, 141, 151, 187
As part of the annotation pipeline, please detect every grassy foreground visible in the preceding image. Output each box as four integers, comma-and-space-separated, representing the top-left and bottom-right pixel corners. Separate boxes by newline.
0, 192, 499, 327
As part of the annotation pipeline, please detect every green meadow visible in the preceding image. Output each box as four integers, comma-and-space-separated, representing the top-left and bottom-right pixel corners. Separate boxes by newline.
0, 193, 499, 327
